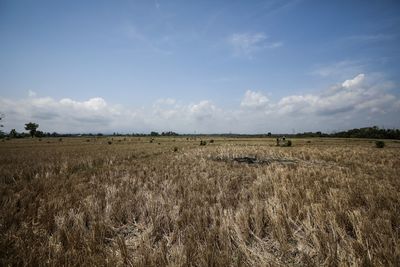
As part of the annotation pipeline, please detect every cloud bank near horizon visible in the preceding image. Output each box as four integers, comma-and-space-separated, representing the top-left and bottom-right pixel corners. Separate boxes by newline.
1, 74, 399, 134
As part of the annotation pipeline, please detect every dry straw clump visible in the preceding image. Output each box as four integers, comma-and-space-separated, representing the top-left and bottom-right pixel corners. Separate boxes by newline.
0, 137, 399, 266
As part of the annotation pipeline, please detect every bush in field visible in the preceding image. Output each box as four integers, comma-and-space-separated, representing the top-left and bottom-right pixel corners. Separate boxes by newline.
108, 141, 112, 145
287, 140, 292, 146
173, 147, 178, 152
200, 140, 207, 146
209, 139, 214, 143
375, 140, 385, 148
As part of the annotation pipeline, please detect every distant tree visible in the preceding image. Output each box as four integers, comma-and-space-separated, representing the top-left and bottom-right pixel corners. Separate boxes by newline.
9, 129, 18, 138
34, 130, 45, 138
0, 113, 4, 128
0, 114, 4, 138
150, 131, 159, 136
267, 132, 272, 137
25, 122, 39, 138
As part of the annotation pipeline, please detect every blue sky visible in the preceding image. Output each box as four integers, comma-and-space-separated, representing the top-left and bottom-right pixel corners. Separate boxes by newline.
1, 0, 400, 133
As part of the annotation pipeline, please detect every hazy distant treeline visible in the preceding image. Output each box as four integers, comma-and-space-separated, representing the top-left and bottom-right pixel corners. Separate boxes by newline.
295, 126, 400, 139
1, 126, 399, 139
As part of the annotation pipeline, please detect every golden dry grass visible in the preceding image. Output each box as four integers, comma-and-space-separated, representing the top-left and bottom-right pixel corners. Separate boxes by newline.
1, 137, 399, 266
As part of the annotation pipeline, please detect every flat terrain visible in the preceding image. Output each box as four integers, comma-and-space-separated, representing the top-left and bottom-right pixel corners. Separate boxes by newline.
1, 137, 399, 266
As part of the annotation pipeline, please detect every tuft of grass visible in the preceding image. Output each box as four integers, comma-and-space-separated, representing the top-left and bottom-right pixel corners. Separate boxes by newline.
375, 140, 385, 148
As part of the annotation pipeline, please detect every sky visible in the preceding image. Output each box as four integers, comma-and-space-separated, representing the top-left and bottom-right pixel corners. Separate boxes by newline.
0, 0, 400, 134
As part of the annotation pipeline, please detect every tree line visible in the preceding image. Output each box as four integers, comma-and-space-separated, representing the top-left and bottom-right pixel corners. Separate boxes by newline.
0, 120, 399, 140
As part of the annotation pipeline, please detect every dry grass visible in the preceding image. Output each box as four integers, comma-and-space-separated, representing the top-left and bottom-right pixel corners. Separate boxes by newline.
1, 137, 399, 266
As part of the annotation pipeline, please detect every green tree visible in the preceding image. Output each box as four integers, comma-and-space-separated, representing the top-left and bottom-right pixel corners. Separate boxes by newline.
25, 122, 39, 138
0, 113, 3, 137
9, 129, 18, 138
0, 113, 4, 128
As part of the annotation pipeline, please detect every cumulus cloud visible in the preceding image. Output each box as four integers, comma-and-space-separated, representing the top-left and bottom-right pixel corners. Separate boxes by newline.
228, 32, 282, 57
1, 73, 399, 133
241, 90, 270, 109
59, 97, 108, 111
239, 74, 399, 130
0, 96, 130, 133
342, 73, 365, 88
28, 90, 37, 97
189, 100, 217, 121
274, 73, 397, 116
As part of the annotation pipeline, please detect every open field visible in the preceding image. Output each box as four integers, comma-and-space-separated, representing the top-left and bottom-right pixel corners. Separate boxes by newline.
1, 137, 399, 266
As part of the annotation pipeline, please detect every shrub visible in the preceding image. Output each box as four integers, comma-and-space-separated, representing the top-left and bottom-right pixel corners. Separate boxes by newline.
287, 140, 292, 147
173, 147, 178, 152
375, 140, 385, 148
108, 141, 112, 145
59, 138, 62, 142
209, 139, 214, 143
200, 140, 207, 146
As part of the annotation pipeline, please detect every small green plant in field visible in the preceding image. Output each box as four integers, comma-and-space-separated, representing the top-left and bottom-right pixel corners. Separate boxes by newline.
200, 140, 207, 146
375, 140, 385, 148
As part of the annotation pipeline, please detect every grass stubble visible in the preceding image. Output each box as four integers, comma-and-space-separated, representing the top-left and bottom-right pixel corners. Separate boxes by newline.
0, 137, 399, 266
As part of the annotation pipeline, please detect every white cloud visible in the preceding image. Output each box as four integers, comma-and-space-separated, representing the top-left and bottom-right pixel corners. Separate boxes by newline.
342, 73, 365, 88
241, 90, 270, 109
228, 32, 282, 57
1, 74, 399, 133
189, 100, 217, 121
275, 73, 396, 116
311, 60, 365, 78
28, 90, 37, 97
60, 97, 108, 111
